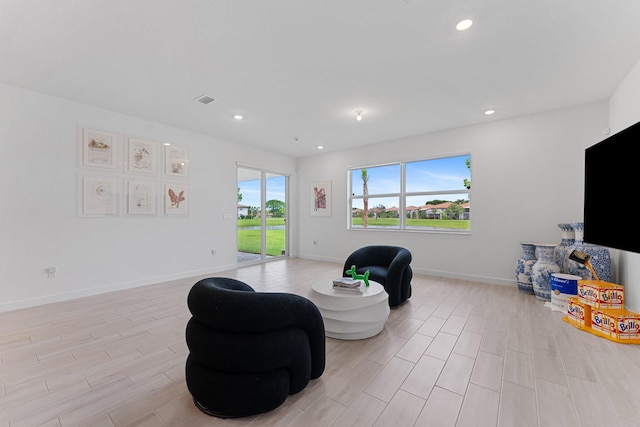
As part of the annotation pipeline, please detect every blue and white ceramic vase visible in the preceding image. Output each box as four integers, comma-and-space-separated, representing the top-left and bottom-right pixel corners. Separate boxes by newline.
554, 223, 575, 273
516, 242, 537, 294
531, 243, 561, 301
568, 222, 611, 281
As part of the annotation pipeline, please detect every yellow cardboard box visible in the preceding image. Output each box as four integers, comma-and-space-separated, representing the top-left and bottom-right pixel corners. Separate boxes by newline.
566, 297, 591, 327
592, 307, 640, 341
564, 284, 640, 344
591, 309, 615, 336
578, 280, 624, 309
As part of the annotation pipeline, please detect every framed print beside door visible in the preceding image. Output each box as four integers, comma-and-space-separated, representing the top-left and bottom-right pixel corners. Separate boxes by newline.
310, 180, 331, 216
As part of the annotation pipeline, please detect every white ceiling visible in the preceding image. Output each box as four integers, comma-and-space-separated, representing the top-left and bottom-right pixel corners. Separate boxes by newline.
2, 1, 640, 158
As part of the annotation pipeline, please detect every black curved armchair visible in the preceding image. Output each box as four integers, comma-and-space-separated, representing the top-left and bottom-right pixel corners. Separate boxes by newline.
343, 245, 413, 307
185, 277, 325, 418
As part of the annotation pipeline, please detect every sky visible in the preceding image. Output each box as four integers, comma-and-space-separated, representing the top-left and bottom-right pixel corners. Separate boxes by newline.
238, 175, 286, 208
351, 155, 471, 209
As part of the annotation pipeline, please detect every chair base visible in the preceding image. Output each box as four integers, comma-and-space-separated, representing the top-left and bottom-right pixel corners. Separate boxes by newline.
193, 397, 243, 419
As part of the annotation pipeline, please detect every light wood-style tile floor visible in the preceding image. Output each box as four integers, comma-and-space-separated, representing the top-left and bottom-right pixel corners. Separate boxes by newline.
1, 258, 640, 426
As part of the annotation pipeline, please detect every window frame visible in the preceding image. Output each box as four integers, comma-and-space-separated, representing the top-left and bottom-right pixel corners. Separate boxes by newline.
347, 154, 471, 233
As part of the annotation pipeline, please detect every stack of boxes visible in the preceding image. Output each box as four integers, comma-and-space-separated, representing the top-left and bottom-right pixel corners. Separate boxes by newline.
563, 280, 640, 344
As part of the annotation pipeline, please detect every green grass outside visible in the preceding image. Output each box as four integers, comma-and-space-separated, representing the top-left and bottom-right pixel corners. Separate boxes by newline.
237, 217, 469, 255
238, 218, 285, 227
405, 218, 470, 230
237, 218, 286, 255
352, 218, 470, 230
237, 230, 286, 256
351, 218, 399, 226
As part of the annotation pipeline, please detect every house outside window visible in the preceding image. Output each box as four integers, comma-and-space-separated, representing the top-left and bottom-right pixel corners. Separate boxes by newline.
348, 154, 471, 232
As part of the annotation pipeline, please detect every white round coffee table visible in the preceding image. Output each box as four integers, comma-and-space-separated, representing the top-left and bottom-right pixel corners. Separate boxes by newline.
307, 280, 390, 340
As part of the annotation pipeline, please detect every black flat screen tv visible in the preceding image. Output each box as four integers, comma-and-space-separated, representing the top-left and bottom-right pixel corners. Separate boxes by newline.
584, 119, 640, 254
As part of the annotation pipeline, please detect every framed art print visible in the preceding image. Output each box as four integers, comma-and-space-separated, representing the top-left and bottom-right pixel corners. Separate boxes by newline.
81, 128, 118, 169
127, 180, 157, 215
164, 144, 189, 177
127, 137, 157, 175
81, 175, 118, 216
165, 182, 188, 215
310, 180, 331, 216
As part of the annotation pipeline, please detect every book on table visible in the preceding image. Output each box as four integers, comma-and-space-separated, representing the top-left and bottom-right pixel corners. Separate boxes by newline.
332, 278, 363, 293
332, 278, 361, 288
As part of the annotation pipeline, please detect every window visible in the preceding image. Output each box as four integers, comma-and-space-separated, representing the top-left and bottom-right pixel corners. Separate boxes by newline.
348, 154, 471, 232
350, 164, 400, 229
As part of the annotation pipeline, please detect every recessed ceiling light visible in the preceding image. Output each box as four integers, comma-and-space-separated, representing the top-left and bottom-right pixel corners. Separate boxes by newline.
195, 95, 215, 105
163, 142, 171, 146
484, 109, 496, 115
233, 114, 244, 120
317, 145, 324, 150
456, 19, 473, 31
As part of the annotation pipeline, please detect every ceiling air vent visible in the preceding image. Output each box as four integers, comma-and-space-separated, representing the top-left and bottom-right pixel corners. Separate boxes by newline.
195, 95, 215, 105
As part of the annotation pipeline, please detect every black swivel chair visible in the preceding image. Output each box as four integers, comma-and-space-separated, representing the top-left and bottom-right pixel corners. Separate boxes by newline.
185, 277, 326, 418
343, 245, 413, 307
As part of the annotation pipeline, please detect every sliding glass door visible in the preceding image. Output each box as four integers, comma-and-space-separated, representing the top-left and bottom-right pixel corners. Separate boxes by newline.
237, 167, 288, 263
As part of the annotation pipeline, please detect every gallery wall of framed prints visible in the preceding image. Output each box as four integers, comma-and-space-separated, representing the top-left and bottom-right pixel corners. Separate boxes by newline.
77, 126, 190, 217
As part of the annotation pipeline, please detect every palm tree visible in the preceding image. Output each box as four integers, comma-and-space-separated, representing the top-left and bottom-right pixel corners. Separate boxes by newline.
362, 169, 369, 227
463, 157, 471, 189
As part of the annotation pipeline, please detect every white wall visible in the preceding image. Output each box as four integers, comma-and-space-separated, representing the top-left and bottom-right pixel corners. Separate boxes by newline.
0, 82, 297, 312
3, 79, 629, 313
297, 102, 610, 289
609, 58, 640, 313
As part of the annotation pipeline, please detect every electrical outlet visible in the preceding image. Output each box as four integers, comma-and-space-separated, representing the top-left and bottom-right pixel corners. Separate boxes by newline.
47, 267, 57, 278
211, 249, 216, 255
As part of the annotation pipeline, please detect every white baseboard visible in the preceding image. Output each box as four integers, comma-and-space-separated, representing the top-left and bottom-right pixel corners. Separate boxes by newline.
298, 253, 516, 287
0, 263, 237, 313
